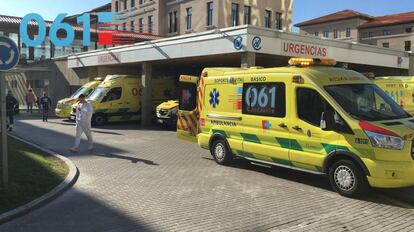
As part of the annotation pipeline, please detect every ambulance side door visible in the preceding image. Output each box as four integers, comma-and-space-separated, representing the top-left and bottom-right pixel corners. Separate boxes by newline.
241, 74, 291, 164
102, 86, 123, 121
289, 85, 340, 173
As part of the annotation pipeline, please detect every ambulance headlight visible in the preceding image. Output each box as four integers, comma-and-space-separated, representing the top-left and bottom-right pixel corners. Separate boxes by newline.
365, 131, 404, 150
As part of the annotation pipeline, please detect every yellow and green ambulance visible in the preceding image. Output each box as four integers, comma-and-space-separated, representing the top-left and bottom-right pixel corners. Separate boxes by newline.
177, 58, 414, 197
374, 76, 414, 115
55, 78, 103, 119
156, 100, 179, 127
71, 75, 176, 125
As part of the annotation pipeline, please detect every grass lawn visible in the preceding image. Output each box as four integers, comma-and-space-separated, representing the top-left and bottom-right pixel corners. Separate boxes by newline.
0, 137, 69, 214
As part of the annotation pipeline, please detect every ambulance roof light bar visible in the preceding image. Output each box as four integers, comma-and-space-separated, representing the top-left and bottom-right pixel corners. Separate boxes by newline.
289, 58, 337, 67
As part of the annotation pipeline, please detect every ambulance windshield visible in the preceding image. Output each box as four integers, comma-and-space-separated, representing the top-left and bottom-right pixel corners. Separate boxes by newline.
88, 87, 109, 102
71, 87, 89, 99
325, 84, 410, 121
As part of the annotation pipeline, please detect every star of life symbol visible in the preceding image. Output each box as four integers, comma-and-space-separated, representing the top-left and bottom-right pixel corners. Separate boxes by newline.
209, 89, 220, 108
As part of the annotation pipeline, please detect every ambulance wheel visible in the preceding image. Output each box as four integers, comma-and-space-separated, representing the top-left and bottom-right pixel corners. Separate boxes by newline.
92, 113, 106, 126
329, 159, 369, 198
211, 139, 233, 165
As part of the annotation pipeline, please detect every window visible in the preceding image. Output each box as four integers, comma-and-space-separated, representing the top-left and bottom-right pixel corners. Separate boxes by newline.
186, 7, 192, 30
207, 2, 214, 26
103, 87, 122, 102
382, 42, 389, 48
138, 18, 143, 33
244, 5, 251, 25
231, 3, 239, 26
346, 27, 351, 37
323, 31, 329, 38
131, 21, 135, 31
242, 83, 286, 117
405, 40, 411, 51
314, 31, 319, 36
297, 88, 333, 127
264, 10, 271, 28
148, 15, 153, 33
368, 32, 373, 38
123, 0, 127, 10
333, 29, 338, 39
169, 11, 178, 33
275, 12, 282, 30
115, 1, 119, 11
173, 11, 178, 32
406, 27, 412, 33
179, 83, 197, 111
325, 84, 409, 121
131, 0, 135, 8
383, 30, 391, 36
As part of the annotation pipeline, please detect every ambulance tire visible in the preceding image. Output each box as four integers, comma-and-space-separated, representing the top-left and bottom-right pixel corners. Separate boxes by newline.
329, 159, 369, 198
211, 139, 233, 165
92, 113, 107, 126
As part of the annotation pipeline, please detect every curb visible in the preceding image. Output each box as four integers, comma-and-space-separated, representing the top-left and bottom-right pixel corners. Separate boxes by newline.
0, 134, 79, 224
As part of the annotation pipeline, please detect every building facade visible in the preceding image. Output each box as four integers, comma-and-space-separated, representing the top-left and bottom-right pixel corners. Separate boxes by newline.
296, 10, 414, 52
113, 0, 293, 36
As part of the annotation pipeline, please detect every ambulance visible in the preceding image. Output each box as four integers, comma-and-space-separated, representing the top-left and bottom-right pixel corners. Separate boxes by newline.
71, 74, 176, 125
155, 100, 179, 127
374, 76, 414, 115
55, 78, 102, 119
177, 58, 414, 197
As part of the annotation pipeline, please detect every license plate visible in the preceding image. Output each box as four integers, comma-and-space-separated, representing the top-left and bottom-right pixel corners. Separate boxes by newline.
70, 115, 75, 120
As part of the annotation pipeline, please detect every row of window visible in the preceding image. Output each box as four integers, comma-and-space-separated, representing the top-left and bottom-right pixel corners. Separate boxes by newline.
382, 40, 411, 51
118, 15, 154, 33
231, 3, 283, 29
315, 28, 352, 39
114, 0, 153, 11
167, 2, 283, 33
362, 27, 412, 38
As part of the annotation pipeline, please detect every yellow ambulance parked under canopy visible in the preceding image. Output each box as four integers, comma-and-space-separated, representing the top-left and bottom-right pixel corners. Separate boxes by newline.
71, 74, 176, 126
55, 78, 103, 119
177, 58, 414, 197
374, 76, 414, 115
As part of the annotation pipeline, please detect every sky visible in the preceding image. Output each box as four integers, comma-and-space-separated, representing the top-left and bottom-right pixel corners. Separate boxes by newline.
0, 0, 413, 29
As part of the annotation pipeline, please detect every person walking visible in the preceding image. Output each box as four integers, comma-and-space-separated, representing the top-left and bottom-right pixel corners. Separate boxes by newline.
6, 91, 18, 131
25, 88, 37, 114
39, 92, 52, 122
70, 94, 94, 152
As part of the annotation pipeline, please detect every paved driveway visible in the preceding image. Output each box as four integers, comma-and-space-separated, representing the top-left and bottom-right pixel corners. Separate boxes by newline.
1, 115, 414, 232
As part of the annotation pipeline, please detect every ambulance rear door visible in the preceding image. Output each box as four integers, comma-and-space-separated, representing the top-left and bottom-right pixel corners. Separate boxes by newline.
177, 75, 199, 142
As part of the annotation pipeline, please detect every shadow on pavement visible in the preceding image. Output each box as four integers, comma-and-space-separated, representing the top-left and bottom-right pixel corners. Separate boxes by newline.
94, 153, 159, 165
207, 156, 414, 209
0, 188, 158, 232
12, 117, 157, 168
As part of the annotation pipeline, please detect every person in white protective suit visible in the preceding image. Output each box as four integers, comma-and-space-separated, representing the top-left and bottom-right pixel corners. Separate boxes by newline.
70, 94, 94, 152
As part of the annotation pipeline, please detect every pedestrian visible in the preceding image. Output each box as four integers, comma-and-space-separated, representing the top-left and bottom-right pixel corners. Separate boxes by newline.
25, 88, 37, 114
6, 91, 18, 131
39, 92, 52, 122
70, 94, 94, 152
